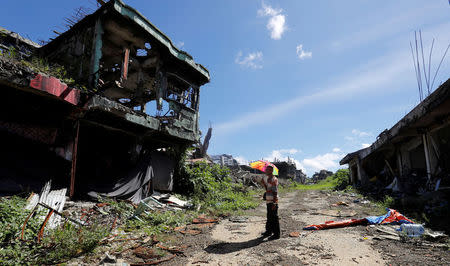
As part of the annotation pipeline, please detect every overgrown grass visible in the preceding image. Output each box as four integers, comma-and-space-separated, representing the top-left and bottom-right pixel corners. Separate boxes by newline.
0, 163, 263, 264
184, 162, 260, 215
126, 209, 196, 236
0, 196, 108, 265
289, 169, 351, 191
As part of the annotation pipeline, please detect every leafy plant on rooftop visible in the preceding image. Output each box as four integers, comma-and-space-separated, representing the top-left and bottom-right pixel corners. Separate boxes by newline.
20, 57, 75, 85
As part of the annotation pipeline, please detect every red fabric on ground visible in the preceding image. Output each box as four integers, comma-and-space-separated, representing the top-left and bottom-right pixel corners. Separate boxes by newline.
380, 209, 414, 224
304, 218, 367, 230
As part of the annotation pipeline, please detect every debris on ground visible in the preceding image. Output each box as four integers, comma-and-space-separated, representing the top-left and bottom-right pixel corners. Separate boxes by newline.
289, 231, 300, 237
332, 201, 349, 206
304, 208, 413, 230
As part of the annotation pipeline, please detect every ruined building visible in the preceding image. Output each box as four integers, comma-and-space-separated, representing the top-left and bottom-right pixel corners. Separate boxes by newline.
294, 169, 307, 184
340, 79, 450, 194
211, 154, 239, 167
273, 158, 297, 179
311, 170, 333, 183
0, 0, 209, 202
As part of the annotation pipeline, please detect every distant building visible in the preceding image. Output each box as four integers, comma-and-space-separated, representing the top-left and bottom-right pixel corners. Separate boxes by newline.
272, 157, 297, 179
312, 170, 333, 182
211, 154, 239, 167
295, 169, 307, 184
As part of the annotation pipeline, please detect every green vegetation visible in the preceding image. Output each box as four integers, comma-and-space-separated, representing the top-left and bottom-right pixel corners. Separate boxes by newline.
0, 47, 82, 89
0, 197, 108, 265
0, 46, 17, 58
184, 162, 259, 215
0, 162, 260, 264
20, 57, 75, 85
126, 210, 195, 235
289, 169, 351, 191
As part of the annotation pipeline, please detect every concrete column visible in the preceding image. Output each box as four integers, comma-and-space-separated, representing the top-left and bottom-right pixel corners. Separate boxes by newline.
422, 134, 432, 180
396, 151, 402, 177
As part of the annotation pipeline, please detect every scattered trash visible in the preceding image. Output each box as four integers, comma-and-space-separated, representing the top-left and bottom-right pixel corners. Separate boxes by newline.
289, 231, 300, 237
133, 246, 160, 260
303, 218, 367, 230
399, 224, 425, 237
190, 223, 216, 229
229, 216, 248, 223
174, 226, 186, 231
332, 201, 349, 206
193, 217, 218, 224
373, 234, 401, 241
376, 226, 399, 237
180, 229, 201, 235
304, 208, 413, 230
191, 260, 210, 264
101, 252, 117, 263
152, 193, 192, 209
310, 210, 357, 217
156, 243, 185, 254
422, 230, 448, 242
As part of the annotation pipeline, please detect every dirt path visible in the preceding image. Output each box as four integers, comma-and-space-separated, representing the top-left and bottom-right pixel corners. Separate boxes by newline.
165, 190, 389, 265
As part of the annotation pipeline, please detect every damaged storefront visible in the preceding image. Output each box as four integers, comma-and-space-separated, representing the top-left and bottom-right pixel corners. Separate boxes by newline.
340, 79, 450, 194
0, 0, 209, 203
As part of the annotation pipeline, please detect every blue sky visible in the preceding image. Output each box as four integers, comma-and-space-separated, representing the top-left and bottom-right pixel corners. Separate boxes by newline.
1, 0, 449, 176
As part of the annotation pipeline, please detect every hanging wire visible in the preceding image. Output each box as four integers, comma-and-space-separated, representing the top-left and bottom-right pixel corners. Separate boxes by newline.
430, 43, 450, 90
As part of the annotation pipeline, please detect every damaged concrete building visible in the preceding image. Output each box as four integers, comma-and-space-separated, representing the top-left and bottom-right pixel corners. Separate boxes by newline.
311, 170, 333, 183
340, 79, 450, 194
273, 158, 297, 179
0, 0, 209, 202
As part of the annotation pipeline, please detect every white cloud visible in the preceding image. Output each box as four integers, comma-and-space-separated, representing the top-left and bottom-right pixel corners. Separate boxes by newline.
361, 143, 371, 148
258, 3, 286, 40
216, 47, 413, 135
265, 148, 299, 161
234, 156, 248, 165
302, 152, 341, 172
332, 148, 341, 153
235, 51, 263, 69
351, 129, 372, 137
296, 44, 312, 60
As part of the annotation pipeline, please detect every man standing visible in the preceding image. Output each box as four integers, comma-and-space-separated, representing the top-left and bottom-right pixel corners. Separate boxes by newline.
261, 165, 280, 240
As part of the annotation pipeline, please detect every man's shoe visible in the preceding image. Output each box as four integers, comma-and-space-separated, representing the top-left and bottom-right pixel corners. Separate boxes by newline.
267, 235, 280, 240
261, 231, 272, 237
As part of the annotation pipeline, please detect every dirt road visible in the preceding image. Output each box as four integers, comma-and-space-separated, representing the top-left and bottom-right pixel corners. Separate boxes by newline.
163, 190, 449, 266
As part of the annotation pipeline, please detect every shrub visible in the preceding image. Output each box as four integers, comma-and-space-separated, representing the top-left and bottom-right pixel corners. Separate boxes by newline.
333, 169, 350, 190
184, 162, 259, 214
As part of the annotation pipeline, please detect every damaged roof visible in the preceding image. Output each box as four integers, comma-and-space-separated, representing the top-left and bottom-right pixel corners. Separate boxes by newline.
40, 0, 209, 85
